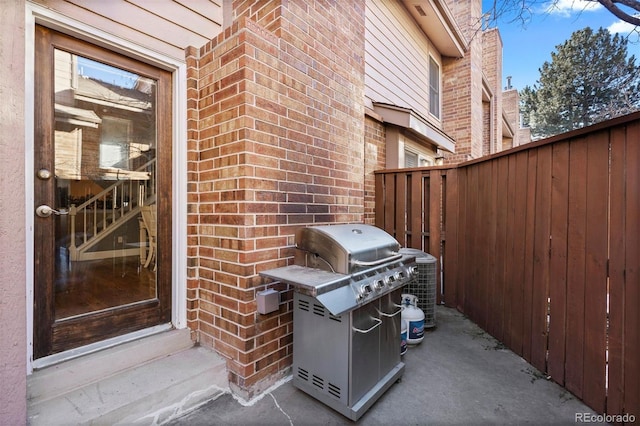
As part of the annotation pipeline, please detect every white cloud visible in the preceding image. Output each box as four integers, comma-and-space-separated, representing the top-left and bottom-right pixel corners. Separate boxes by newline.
608, 19, 637, 34
608, 13, 640, 35
545, 0, 603, 17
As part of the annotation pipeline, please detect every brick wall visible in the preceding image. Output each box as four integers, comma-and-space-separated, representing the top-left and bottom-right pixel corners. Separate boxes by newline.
442, 0, 484, 164
482, 28, 503, 154
187, 0, 366, 399
442, 0, 516, 163
482, 100, 491, 154
363, 113, 386, 224
519, 127, 532, 145
503, 88, 531, 149
503, 89, 517, 149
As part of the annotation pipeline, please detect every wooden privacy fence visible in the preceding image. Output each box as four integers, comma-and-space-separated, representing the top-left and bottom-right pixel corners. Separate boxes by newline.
375, 112, 640, 417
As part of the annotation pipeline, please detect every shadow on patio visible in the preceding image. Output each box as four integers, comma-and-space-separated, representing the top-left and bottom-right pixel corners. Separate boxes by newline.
171, 305, 599, 425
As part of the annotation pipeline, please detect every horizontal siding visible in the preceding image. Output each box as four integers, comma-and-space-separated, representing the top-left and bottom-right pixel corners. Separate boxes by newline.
33, 0, 223, 61
128, 0, 223, 39
365, 0, 440, 119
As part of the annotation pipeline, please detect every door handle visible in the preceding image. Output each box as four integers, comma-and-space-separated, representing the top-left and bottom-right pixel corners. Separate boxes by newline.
36, 205, 69, 218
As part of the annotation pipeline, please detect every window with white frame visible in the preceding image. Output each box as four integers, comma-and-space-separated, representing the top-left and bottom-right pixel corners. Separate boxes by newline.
429, 57, 440, 119
405, 150, 418, 168
404, 148, 434, 168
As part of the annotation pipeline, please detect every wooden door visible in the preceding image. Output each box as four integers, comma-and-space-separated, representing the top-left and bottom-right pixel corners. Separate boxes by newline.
33, 26, 172, 359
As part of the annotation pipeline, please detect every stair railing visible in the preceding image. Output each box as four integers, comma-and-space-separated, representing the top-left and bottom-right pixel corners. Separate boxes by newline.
68, 158, 155, 261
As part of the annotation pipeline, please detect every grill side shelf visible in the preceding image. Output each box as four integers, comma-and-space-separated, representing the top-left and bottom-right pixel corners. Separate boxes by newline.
259, 265, 351, 297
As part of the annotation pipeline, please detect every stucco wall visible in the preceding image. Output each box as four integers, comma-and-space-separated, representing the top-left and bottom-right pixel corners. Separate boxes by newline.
0, 0, 27, 423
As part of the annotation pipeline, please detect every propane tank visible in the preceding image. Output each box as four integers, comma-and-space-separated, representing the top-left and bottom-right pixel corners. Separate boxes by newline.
400, 320, 408, 355
401, 294, 425, 345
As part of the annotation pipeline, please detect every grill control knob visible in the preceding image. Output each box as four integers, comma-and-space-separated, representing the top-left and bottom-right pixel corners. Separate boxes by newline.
383, 276, 392, 287
373, 279, 384, 291
361, 284, 373, 297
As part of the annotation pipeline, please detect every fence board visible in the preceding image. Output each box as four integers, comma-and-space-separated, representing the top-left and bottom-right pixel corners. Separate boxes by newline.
492, 157, 509, 343
429, 171, 442, 302
465, 166, 484, 327
462, 166, 473, 318
383, 174, 396, 237
456, 168, 468, 312
608, 125, 626, 415
531, 145, 552, 372
510, 152, 535, 355
548, 142, 569, 383
502, 155, 518, 351
486, 159, 502, 340
410, 171, 423, 250
395, 174, 407, 246
424, 174, 432, 251
476, 162, 492, 330
581, 133, 609, 413
522, 150, 539, 363
443, 169, 459, 308
485, 162, 497, 332
374, 173, 384, 230
623, 121, 640, 416
565, 137, 588, 400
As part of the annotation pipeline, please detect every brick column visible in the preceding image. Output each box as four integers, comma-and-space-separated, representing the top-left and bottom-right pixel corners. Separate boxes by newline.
442, 0, 484, 164
187, 1, 366, 399
482, 27, 503, 154
363, 114, 386, 225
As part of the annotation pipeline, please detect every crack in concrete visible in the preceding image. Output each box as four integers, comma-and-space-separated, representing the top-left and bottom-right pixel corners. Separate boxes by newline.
132, 384, 228, 425
269, 392, 293, 426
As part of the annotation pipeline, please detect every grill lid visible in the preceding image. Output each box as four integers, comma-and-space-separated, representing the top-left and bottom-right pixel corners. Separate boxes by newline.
296, 224, 401, 274
260, 224, 416, 315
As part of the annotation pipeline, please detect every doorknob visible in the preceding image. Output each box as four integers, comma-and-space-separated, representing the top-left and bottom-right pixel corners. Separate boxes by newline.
36, 205, 69, 218
36, 168, 52, 180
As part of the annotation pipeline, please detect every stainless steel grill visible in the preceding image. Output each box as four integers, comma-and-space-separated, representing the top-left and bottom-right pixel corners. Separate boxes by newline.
260, 224, 417, 421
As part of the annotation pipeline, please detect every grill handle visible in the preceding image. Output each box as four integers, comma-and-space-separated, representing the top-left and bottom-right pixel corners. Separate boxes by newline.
352, 317, 382, 334
376, 304, 403, 318
350, 253, 402, 267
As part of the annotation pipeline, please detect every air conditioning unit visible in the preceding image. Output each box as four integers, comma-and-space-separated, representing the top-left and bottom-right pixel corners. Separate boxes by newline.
399, 248, 437, 329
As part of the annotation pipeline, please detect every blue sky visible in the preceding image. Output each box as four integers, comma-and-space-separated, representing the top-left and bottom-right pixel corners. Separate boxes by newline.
482, 0, 640, 90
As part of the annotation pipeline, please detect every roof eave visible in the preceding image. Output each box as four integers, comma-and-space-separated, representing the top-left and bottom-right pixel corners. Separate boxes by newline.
373, 102, 456, 153
402, 0, 468, 58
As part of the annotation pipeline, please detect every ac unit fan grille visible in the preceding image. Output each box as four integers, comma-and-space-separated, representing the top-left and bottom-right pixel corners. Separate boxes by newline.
402, 252, 437, 328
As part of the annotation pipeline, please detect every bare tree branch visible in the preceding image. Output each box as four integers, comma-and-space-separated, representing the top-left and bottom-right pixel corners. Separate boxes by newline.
485, 0, 640, 27
596, 0, 640, 25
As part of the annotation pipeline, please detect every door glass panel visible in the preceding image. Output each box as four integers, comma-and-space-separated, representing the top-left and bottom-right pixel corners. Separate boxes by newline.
53, 49, 158, 320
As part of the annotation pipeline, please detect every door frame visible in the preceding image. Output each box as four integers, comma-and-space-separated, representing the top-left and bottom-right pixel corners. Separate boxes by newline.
25, 3, 189, 372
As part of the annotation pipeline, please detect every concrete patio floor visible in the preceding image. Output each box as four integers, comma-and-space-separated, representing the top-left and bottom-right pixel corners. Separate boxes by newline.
170, 305, 601, 425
